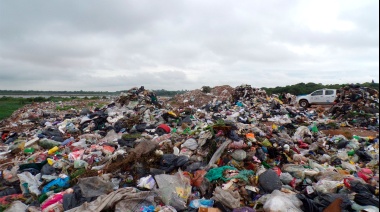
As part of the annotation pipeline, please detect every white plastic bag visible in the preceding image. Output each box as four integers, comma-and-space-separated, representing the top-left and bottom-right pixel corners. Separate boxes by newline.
262, 190, 303, 212
17, 172, 42, 196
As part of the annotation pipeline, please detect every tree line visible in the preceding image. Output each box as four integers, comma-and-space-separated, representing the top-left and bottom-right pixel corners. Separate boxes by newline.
262, 82, 379, 96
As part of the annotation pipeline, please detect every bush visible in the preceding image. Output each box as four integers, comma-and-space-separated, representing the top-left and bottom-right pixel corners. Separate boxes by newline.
202, 86, 212, 93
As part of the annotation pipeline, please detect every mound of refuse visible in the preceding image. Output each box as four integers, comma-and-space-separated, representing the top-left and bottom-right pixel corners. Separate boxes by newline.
0, 84, 378, 212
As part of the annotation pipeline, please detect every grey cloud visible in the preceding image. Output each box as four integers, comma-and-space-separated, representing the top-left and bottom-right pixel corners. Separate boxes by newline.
0, 0, 378, 91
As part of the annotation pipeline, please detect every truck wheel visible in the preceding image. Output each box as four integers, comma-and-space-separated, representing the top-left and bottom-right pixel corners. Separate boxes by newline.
299, 100, 309, 108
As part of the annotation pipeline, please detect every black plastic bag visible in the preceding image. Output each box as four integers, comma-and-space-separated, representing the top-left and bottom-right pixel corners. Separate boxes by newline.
41, 164, 55, 175
355, 149, 372, 162
258, 169, 282, 194
296, 194, 322, 212
354, 192, 379, 207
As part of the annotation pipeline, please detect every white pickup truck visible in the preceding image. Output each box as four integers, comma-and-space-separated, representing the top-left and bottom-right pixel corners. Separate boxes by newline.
296, 89, 337, 108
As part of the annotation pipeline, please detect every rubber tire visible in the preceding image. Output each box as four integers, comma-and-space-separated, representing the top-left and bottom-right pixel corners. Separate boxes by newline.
299, 100, 309, 108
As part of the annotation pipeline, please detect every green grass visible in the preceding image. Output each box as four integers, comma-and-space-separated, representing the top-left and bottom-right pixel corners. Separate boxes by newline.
0, 96, 87, 121
56, 105, 78, 111
0, 97, 26, 120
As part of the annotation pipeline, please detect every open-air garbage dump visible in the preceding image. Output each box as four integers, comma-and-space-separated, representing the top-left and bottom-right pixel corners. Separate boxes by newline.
0, 84, 378, 212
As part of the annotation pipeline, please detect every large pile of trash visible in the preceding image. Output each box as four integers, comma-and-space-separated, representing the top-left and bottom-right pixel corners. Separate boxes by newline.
328, 84, 379, 131
0, 85, 378, 212
169, 85, 234, 108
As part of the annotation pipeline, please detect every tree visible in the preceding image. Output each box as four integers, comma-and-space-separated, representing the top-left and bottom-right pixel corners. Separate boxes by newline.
201, 86, 212, 93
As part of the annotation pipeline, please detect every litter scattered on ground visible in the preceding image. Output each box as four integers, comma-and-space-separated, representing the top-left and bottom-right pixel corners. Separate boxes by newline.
0, 84, 378, 212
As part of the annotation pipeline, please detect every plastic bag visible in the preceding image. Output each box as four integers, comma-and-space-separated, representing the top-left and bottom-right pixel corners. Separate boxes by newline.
137, 175, 156, 190
4, 201, 28, 212
154, 170, 192, 211
341, 161, 356, 172
258, 169, 282, 193
293, 126, 312, 140
337, 151, 349, 161
181, 138, 198, 150
42, 174, 70, 194
17, 172, 43, 196
262, 190, 302, 212
74, 160, 88, 169
2, 166, 19, 183
231, 149, 247, 161
279, 172, 293, 185
233, 207, 256, 212
314, 180, 341, 194
351, 203, 379, 212
313, 193, 352, 211
189, 199, 214, 208
212, 186, 241, 209
206, 140, 232, 170
78, 176, 114, 198
309, 160, 326, 172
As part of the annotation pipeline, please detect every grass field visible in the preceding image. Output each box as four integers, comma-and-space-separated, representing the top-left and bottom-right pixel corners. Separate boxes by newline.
0, 96, 102, 121
0, 98, 26, 120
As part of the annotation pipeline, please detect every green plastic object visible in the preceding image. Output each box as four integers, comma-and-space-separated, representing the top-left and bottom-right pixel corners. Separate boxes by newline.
38, 193, 48, 203
24, 148, 35, 154
262, 161, 272, 169
262, 139, 272, 147
183, 127, 191, 134
205, 166, 254, 182
311, 124, 318, 133
205, 166, 237, 182
347, 150, 355, 156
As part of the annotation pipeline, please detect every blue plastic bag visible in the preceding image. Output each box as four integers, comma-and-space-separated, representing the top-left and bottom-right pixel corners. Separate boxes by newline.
42, 175, 70, 194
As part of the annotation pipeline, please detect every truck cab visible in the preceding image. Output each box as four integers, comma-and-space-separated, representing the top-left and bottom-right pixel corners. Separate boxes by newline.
297, 89, 337, 108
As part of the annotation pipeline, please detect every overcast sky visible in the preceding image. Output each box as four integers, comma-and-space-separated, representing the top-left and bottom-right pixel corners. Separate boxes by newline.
0, 0, 378, 91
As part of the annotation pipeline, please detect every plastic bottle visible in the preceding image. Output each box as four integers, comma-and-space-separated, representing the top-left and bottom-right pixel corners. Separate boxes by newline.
48, 146, 59, 155
262, 161, 272, 169
24, 147, 35, 154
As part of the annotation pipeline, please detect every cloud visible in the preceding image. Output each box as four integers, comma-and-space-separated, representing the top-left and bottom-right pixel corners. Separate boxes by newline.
0, 0, 378, 91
